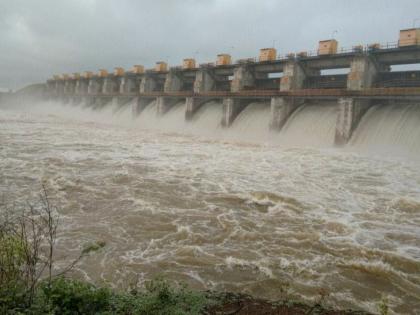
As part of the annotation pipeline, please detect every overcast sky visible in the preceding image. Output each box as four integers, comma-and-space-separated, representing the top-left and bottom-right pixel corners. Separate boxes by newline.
1, 0, 420, 90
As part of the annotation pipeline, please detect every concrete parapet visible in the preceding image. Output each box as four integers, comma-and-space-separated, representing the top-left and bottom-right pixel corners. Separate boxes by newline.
222, 98, 250, 127
270, 97, 303, 130
334, 97, 372, 145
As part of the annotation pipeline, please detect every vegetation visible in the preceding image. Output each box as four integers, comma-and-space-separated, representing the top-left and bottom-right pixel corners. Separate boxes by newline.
0, 188, 377, 314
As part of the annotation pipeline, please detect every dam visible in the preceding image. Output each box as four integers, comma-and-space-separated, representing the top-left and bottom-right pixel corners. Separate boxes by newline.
44, 28, 420, 146
2, 27, 420, 314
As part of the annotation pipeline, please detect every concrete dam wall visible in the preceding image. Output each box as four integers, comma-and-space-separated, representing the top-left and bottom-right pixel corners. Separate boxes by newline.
7, 29, 420, 151
25, 97, 420, 155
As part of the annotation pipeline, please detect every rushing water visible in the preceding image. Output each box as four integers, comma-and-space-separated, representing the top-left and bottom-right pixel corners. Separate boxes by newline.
1, 100, 420, 314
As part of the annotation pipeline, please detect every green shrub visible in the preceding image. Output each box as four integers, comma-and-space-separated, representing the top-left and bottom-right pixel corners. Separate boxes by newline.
38, 277, 111, 315
105, 277, 209, 315
377, 296, 389, 315
0, 233, 29, 312
31, 277, 209, 315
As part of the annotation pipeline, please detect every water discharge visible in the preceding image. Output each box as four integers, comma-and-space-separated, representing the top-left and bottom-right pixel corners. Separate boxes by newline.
279, 102, 338, 147
136, 100, 223, 137
227, 102, 274, 142
350, 103, 420, 156
1, 99, 420, 314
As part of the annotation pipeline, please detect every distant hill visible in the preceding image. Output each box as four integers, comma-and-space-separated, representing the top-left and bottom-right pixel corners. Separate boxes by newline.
15, 83, 46, 96
0, 83, 46, 105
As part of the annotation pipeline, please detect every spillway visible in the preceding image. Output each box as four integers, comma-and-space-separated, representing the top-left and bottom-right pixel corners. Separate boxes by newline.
188, 100, 223, 134
278, 102, 338, 147
134, 100, 224, 136
227, 102, 274, 142
350, 103, 420, 155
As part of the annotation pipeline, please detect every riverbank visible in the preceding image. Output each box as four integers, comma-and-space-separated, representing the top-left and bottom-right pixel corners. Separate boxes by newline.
1, 275, 376, 315
207, 291, 375, 315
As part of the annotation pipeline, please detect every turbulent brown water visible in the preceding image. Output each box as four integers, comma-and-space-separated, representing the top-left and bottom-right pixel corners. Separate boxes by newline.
1, 100, 420, 314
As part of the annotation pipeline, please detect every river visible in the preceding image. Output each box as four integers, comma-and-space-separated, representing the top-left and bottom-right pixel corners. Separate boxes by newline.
0, 100, 419, 314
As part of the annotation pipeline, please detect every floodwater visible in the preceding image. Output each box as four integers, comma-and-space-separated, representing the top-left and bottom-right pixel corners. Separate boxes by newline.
0, 100, 420, 314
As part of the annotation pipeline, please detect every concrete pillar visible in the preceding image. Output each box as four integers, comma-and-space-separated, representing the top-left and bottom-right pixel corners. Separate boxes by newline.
140, 75, 156, 93
271, 61, 317, 131
75, 80, 88, 95
102, 77, 118, 94
55, 81, 64, 96
231, 66, 255, 92
88, 79, 101, 94
334, 98, 371, 145
280, 61, 318, 91
194, 69, 215, 93
334, 56, 385, 144
64, 81, 75, 95
222, 66, 258, 125
164, 71, 183, 92
184, 69, 217, 120
222, 98, 250, 127
270, 97, 303, 130
120, 76, 138, 94
347, 56, 382, 90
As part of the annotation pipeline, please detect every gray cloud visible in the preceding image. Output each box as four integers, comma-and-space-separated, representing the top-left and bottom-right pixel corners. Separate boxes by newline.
1, 0, 419, 89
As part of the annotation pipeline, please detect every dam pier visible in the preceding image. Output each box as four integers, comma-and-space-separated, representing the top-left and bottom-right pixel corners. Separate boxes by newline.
46, 28, 420, 145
